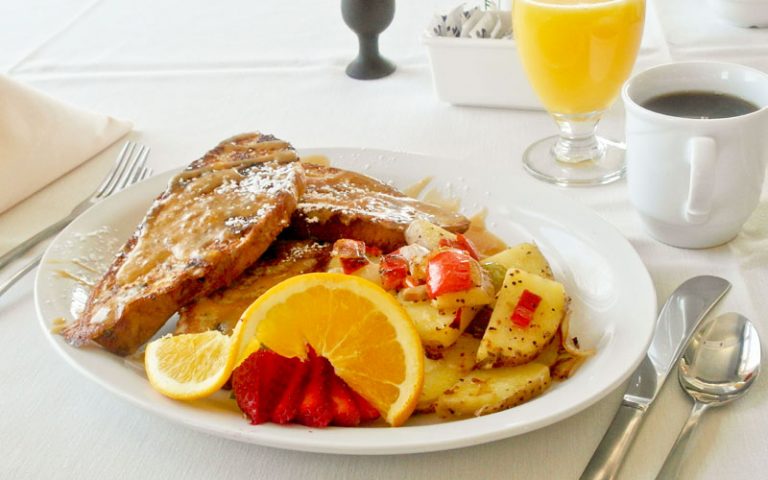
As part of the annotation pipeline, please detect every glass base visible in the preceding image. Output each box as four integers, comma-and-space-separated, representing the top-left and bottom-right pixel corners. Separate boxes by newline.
522, 135, 626, 187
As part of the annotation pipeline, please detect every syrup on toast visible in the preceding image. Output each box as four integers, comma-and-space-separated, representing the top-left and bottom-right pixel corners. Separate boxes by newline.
175, 239, 332, 335
62, 133, 305, 355
289, 164, 470, 251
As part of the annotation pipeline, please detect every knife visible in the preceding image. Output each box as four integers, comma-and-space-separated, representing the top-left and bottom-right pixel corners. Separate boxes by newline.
579, 275, 731, 480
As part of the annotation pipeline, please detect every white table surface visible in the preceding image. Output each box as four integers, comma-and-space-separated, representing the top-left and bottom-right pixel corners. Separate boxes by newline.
2, 1, 767, 479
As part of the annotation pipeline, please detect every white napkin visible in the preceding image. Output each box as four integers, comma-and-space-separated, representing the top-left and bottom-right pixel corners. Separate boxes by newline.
0, 75, 132, 213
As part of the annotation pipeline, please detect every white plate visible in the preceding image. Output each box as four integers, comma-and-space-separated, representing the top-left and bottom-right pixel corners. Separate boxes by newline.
34, 148, 656, 455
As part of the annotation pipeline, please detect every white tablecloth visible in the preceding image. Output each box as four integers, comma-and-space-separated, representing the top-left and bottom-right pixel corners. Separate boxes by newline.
2, 1, 766, 479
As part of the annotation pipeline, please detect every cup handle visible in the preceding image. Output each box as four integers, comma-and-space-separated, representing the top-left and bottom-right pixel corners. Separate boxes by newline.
685, 137, 717, 224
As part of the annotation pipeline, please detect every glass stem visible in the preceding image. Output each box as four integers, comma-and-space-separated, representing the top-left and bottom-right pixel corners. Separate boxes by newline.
357, 34, 379, 63
551, 111, 606, 164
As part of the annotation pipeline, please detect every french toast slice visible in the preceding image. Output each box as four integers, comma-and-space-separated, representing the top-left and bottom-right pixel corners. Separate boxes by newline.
175, 239, 332, 336
62, 133, 305, 355
289, 164, 470, 252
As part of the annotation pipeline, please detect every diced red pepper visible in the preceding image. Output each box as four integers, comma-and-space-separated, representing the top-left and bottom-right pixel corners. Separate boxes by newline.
449, 308, 463, 329
438, 234, 480, 260
511, 289, 542, 328
333, 239, 370, 274
333, 239, 367, 258
379, 253, 409, 291
404, 275, 423, 289
426, 249, 475, 299
365, 245, 383, 258
340, 257, 369, 274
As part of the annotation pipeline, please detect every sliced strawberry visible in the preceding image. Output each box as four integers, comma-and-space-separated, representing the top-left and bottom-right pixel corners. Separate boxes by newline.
232, 350, 294, 425
296, 353, 334, 428
270, 357, 310, 424
347, 387, 381, 423
231, 355, 262, 423
329, 375, 361, 427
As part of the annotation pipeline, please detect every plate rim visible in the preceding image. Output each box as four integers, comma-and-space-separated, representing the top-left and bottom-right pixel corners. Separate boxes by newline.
34, 147, 657, 455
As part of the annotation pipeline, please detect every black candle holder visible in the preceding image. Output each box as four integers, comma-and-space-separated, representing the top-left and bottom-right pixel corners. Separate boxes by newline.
341, 0, 396, 80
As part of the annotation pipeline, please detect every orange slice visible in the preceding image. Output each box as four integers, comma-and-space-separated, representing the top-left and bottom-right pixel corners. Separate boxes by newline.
145, 330, 237, 400
234, 272, 424, 426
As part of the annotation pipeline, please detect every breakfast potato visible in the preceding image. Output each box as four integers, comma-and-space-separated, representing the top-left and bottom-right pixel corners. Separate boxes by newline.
419, 358, 463, 414
432, 276, 494, 309
416, 334, 481, 413
531, 331, 561, 368
326, 256, 382, 287
551, 351, 587, 381
435, 333, 481, 371
405, 219, 457, 251
400, 301, 480, 349
435, 362, 551, 418
477, 269, 566, 367
482, 243, 554, 280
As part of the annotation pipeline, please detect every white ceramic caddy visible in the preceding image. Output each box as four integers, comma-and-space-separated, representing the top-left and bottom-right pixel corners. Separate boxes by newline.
422, 33, 541, 110
422, 4, 669, 110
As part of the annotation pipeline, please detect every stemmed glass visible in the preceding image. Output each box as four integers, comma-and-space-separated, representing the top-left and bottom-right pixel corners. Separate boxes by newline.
341, 0, 396, 80
513, 0, 646, 186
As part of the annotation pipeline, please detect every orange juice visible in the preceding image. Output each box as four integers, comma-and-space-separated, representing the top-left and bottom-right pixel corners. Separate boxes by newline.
513, 0, 645, 114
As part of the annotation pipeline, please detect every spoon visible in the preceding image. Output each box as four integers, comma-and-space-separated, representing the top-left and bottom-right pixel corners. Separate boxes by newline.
656, 312, 761, 479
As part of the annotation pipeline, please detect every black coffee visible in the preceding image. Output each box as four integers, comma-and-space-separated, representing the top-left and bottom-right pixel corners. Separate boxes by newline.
641, 91, 759, 119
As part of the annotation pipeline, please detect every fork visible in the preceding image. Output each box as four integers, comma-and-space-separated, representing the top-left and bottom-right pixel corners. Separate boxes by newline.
0, 165, 153, 297
0, 141, 150, 272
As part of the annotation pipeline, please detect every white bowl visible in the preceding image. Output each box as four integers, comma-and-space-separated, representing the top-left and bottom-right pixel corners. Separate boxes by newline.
710, 0, 768, 27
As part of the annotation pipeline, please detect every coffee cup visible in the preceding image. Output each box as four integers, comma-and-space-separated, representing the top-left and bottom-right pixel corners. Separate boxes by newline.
622, 61, 768, 248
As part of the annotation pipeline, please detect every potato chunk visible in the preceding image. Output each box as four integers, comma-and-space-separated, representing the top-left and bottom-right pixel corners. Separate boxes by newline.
417, 334, 481, 413
326, 254, 382, 286
435, 363, 551, 418
477, 269, 566, 367
432, 279, 494, 310
482, 243, 554, 280
400, 301, 479, 349
531, 331, 561, 368
405, 219, 457, 251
